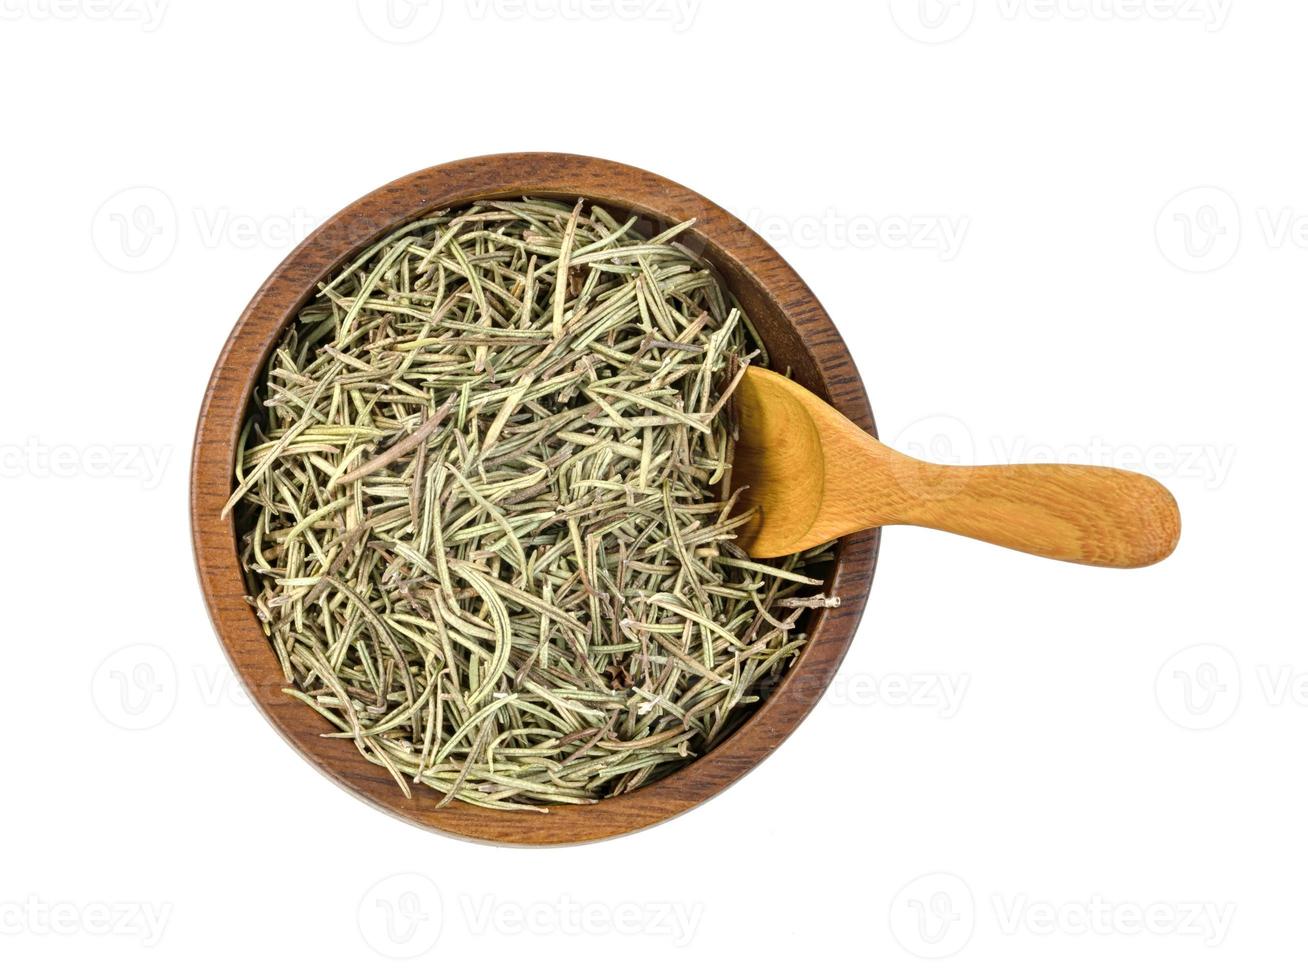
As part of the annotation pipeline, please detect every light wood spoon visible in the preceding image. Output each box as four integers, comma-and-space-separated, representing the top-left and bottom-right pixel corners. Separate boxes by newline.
731, 367, 1181, 567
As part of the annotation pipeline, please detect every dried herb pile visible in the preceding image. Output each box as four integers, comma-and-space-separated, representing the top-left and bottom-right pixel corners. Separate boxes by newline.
226, 198, 836, 810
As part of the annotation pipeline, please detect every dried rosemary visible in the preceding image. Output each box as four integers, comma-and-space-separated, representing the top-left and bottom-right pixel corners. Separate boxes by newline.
227, 198, 837, 811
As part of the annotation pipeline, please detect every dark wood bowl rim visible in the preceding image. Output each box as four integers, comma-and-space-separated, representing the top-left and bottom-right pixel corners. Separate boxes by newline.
190, 152, 880, 846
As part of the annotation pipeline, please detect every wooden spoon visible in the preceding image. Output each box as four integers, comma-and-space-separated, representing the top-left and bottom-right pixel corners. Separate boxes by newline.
732, 366, 1181, 567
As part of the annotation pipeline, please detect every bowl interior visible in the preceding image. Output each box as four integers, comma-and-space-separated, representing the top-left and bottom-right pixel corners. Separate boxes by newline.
191, 153, 878, 845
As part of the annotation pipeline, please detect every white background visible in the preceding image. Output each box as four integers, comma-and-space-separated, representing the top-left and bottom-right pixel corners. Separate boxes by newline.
0, 0, 1299, 975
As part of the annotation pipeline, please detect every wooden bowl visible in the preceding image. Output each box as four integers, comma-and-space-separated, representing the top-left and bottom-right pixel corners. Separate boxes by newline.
191, 153, 880, 845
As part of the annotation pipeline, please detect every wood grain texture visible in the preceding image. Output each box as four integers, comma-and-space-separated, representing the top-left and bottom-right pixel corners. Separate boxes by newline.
190, 153, 880, 846
734, 367, 1180, 567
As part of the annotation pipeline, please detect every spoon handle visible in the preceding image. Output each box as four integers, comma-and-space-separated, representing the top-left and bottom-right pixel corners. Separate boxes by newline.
877, 458, 1181, 568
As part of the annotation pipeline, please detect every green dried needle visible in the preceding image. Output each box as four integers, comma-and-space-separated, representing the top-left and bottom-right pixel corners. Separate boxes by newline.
229, 198, 837, 810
